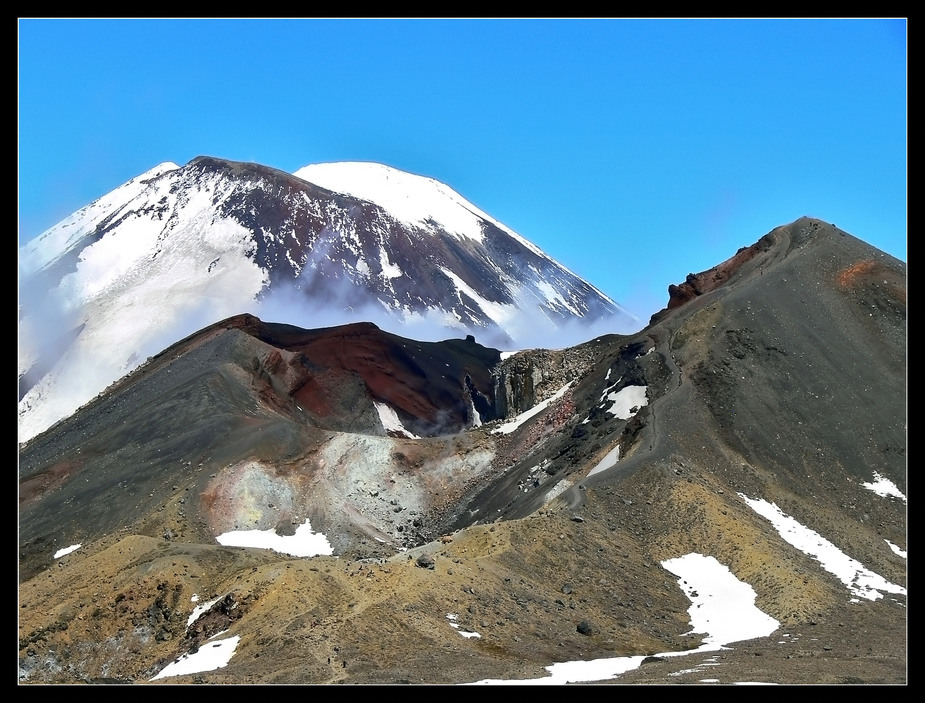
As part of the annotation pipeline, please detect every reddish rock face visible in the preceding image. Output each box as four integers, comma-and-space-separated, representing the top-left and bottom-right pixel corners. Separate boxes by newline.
666, 235, 770, 311
227, 315, 502, 436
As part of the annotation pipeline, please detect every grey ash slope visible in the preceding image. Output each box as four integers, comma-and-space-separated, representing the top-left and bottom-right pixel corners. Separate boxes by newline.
444, 218, 905, 539
18, 218, 906, 684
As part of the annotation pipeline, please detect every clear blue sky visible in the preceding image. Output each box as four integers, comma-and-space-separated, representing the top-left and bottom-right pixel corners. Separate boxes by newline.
18, 18, 906, 324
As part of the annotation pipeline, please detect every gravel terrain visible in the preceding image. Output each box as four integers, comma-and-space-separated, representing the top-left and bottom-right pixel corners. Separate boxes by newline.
19, 218, 906, 685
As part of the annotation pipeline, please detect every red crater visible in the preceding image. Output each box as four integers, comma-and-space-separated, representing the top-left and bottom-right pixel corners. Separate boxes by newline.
224, 315, 502, 436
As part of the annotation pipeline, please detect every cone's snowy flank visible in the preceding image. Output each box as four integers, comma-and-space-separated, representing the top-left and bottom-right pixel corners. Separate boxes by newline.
18, 156, 638, 443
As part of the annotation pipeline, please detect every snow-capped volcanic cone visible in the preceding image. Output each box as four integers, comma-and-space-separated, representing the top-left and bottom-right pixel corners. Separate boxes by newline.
18, 156, 637, 444
289, 160, 635, 339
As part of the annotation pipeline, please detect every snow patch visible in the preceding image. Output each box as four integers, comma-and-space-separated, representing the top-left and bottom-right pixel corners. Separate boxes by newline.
885, 540, 906, 559
187, 596, 222, 628
447, 613, 481, 639
375, 401, 419, 438
379, 247, 402, 279
468, 552, 779, 685
739, 494, 906, 601
602, 385, 648, 420
150, 635, 240, 680
216, 518, 333, 557
493, 382, 572, 435
53, 544, 81, 559
587, 445, 620, 477
293, 162, 543, 253
861, 472, 906, 502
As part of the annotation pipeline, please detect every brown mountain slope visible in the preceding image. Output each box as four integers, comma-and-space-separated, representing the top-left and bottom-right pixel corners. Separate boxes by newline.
18, 217, 906, 684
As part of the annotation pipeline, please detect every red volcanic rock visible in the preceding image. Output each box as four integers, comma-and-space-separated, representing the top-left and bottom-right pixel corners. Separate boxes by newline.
666, 236, 770, 311
221, 315, 502, 436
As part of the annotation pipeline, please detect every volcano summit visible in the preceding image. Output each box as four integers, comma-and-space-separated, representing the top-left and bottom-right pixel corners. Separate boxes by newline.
18, 157, 637, 444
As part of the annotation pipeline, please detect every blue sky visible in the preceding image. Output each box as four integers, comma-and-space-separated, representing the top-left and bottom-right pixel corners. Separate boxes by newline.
18, 18, 906, 324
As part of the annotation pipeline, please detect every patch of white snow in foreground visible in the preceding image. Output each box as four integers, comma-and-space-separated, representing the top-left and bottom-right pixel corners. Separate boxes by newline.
150, 636, 240, 681
861, 472, 906, 502
53, 544, 81, 559
216, 518, 333, 557
447, 613, 481, 639
733, 681, 778, 685
739, 494, 906, 601
885, 540, 906, 559
664, 554, 780, 648
467, 553, 778, 684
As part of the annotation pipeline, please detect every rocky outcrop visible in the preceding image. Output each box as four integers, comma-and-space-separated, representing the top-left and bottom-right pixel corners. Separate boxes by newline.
493, 342, 616, 419
650, 232, 776, 324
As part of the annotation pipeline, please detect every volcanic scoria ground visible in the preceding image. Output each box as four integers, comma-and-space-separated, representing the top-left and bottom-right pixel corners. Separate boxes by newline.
19, 218, 906, 684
